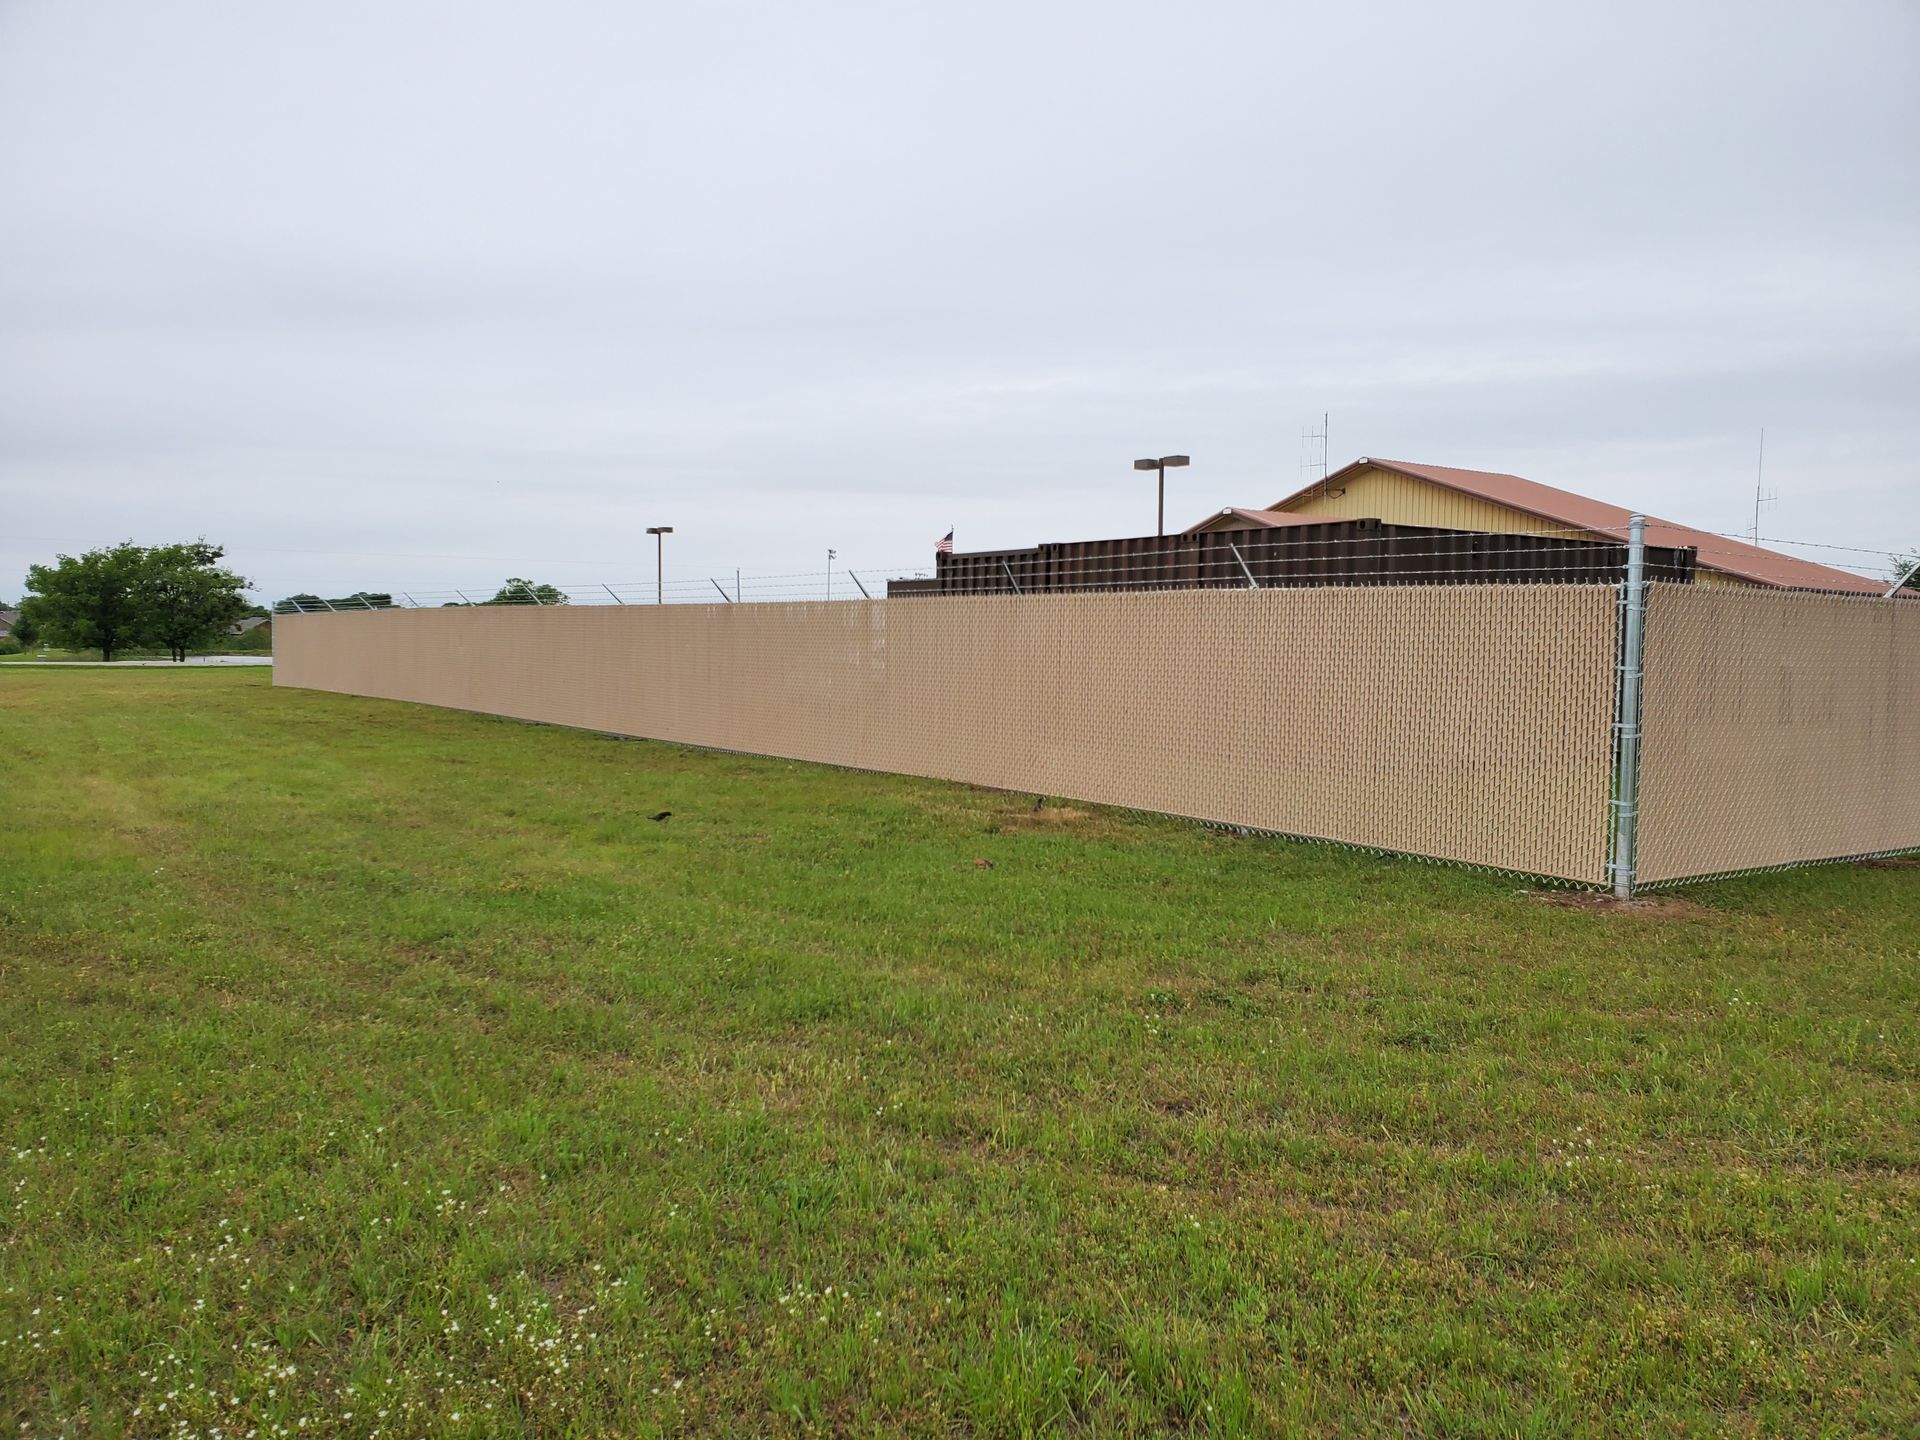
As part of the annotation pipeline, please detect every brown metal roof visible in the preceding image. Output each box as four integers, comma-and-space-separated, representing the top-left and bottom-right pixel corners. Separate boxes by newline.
1261, 458, 1886, 593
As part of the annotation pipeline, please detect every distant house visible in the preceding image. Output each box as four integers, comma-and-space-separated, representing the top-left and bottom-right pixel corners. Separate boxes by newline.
0, 609, 18, 640
229, 615, 272, 636
1187, 458, 1885, 594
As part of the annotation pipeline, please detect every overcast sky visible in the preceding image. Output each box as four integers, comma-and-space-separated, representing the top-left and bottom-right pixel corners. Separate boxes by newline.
2, 1, 1915, 602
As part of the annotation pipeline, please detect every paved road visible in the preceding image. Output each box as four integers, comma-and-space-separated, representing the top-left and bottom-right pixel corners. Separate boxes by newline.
2, 656, 273, 668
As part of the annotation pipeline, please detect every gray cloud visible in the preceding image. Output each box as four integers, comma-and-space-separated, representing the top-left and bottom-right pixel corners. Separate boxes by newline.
3, 0, 1916, 601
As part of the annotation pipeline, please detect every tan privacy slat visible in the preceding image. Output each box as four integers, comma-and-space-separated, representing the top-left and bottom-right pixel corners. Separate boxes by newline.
276, 587, 1621, 882
1636, 584, 1920, 883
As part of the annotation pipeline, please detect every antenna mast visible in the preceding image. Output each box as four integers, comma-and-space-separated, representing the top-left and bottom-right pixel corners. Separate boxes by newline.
1302, 413, 1330, 495
1750, 429, 1775, 543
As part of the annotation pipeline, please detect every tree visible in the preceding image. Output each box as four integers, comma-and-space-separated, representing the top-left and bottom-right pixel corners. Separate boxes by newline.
136, 542, 251, 662
484, 578, 569, 606
274, 591, 396, 614
1893, 551, 1920, 595
20, 543, 148, 662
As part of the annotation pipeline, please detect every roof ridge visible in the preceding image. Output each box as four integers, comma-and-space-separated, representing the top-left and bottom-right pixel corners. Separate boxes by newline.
1260, 457, 1882, 592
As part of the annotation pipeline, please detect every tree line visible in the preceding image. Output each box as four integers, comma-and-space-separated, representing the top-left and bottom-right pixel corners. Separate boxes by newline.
10, 542, 588, 663
274, 578, 570, 611
12, 542, 256, 662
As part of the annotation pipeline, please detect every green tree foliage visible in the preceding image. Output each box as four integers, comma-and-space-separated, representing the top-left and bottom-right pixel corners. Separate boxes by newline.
22, 541, 254, 661
273, 592, 396, 614
484, 578, 569, 605
20, 542, 149, 662
137, 542, 251, 663
1893, 551, 1920, 594
229, 621, 273, 653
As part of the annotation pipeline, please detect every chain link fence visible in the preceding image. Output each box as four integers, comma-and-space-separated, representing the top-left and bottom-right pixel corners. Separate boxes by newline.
272, 526, 1918, 892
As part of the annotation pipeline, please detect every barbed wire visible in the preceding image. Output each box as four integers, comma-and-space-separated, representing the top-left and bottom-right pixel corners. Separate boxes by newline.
9, 516, 1893, 594
274, 521, 1910, 579
274, 527, 1912, 611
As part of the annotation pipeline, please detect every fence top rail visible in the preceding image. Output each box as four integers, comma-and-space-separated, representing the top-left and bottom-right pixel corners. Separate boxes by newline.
277, 578, 1663, 616
265, 522, 1911, 612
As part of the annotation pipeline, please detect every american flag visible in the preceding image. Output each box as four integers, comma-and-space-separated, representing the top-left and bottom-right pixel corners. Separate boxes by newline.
935, 530, 954, 554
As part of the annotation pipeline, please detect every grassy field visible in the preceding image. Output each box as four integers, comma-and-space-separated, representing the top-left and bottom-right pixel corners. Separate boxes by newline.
1, 668, 1915, 1437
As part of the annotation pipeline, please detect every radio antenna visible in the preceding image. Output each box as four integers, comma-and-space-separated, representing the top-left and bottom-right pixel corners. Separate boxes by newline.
1301, 413, 1330, 494
1750, 429, 1776, 543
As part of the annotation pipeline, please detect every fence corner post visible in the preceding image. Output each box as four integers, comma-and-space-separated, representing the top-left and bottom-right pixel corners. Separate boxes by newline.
1610, 514, 1648, 899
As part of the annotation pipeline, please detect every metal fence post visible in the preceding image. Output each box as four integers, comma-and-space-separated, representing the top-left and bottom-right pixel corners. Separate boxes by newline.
1610, 514, 1647, 899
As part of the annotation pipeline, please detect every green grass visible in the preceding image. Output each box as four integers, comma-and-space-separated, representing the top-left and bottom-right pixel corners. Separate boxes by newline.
1, 668, 1915, 1437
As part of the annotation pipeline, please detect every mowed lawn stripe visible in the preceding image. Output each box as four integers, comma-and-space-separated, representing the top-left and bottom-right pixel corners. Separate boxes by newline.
0, 668, 1914, 1436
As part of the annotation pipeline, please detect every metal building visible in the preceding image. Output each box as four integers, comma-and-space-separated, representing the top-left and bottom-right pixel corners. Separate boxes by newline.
888, 517, 1695, 597
1192, 458, 1885, 594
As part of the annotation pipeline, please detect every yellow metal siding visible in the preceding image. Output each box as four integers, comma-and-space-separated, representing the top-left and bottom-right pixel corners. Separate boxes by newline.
1282, 467, 1568, 534
1281, 466, 1761, 587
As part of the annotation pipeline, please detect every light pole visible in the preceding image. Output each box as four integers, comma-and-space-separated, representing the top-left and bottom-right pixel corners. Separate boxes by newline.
1134, 454, 1190, 537
826, 548, 836, 601
646, 526, 673, 604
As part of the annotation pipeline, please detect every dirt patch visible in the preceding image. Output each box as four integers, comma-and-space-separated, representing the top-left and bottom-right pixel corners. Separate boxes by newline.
1147, 1093, 1199, 1117
1531, 890, 1706, 918
1860, 856, 1920, 871
1024, 803, 1094, 824
996, 802, 1106, 834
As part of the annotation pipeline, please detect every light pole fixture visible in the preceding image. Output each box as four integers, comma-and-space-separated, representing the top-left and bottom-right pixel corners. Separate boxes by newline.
1134, 454, 1190, 537
827, 548, 837, 601
646, 526, 673, 604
